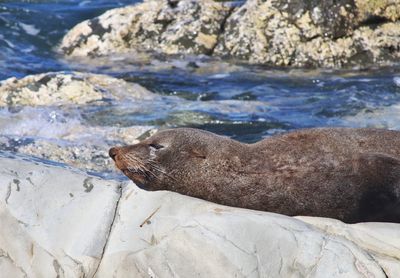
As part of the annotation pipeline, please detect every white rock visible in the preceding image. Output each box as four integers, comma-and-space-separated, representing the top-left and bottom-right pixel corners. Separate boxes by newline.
0, 154, 399, 277
0, 153, 122, 277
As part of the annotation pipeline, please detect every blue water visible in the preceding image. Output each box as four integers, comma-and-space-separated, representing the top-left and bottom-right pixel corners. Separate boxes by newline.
0, 0, 138, 79
1, 0, 400, 147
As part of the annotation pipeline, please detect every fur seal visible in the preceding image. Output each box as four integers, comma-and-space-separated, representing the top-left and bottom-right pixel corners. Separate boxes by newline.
109, 127, 400, 223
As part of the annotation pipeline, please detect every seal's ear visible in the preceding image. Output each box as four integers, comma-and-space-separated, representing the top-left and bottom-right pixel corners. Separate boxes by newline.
187, 149, 206, 159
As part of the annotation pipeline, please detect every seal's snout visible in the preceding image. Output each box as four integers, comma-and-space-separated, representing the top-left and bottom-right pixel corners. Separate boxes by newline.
109, 147, 118, 161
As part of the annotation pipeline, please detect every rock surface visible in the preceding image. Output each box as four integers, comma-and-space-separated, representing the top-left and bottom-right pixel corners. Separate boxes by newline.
60, 0, 400, 68
0, 71, 156, 106
60, 0, 233, 57
0, 153, 122, 277
215, 0, 400, 68
1, 154, 399, 277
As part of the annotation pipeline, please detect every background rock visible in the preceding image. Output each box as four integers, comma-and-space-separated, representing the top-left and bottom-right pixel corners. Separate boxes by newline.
60, 0, 233, 57
60, 0, 400, 68
1, 154, 399, 277
215, 0, 400, 67
0, 71, 156, 107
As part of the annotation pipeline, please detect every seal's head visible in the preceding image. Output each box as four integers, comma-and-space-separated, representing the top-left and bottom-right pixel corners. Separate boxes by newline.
109, 128, 243, 191
108, 132, 170, 188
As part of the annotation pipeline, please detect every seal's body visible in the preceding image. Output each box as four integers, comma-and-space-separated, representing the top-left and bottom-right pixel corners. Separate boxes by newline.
109, 128, 400, 223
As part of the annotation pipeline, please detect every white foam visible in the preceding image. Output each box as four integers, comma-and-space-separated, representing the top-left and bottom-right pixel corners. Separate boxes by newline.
342, 104, 400, 130
0, 107, 82, 140
19, 22, 40, 36
393, 76, 400, 87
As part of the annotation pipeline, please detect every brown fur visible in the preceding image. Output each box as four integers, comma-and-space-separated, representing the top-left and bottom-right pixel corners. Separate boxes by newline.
109, 128, 400, 223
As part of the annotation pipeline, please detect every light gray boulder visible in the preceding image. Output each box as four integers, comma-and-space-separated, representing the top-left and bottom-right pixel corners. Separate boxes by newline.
0, 154, 399, 277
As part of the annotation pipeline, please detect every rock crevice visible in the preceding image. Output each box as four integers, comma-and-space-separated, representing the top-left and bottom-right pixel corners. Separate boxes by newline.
91, 183, 124, 278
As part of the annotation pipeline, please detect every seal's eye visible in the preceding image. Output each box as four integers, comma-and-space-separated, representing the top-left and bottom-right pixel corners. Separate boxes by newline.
149, 143, 164, 150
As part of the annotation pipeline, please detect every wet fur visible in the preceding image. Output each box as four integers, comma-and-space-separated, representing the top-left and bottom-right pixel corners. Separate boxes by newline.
110, 128, 400, 223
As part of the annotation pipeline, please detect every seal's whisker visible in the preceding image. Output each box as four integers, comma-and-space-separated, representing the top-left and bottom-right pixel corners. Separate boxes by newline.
147, 162, 168, 175
126, 167, 139, 174
147, 160, 178, 182
125, 161, 163, 181
148, 163, 164, 173
125, 154, 147, 167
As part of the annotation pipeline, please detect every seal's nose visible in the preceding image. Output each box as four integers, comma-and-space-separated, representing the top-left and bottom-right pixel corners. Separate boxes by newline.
109, 147, 118, 161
